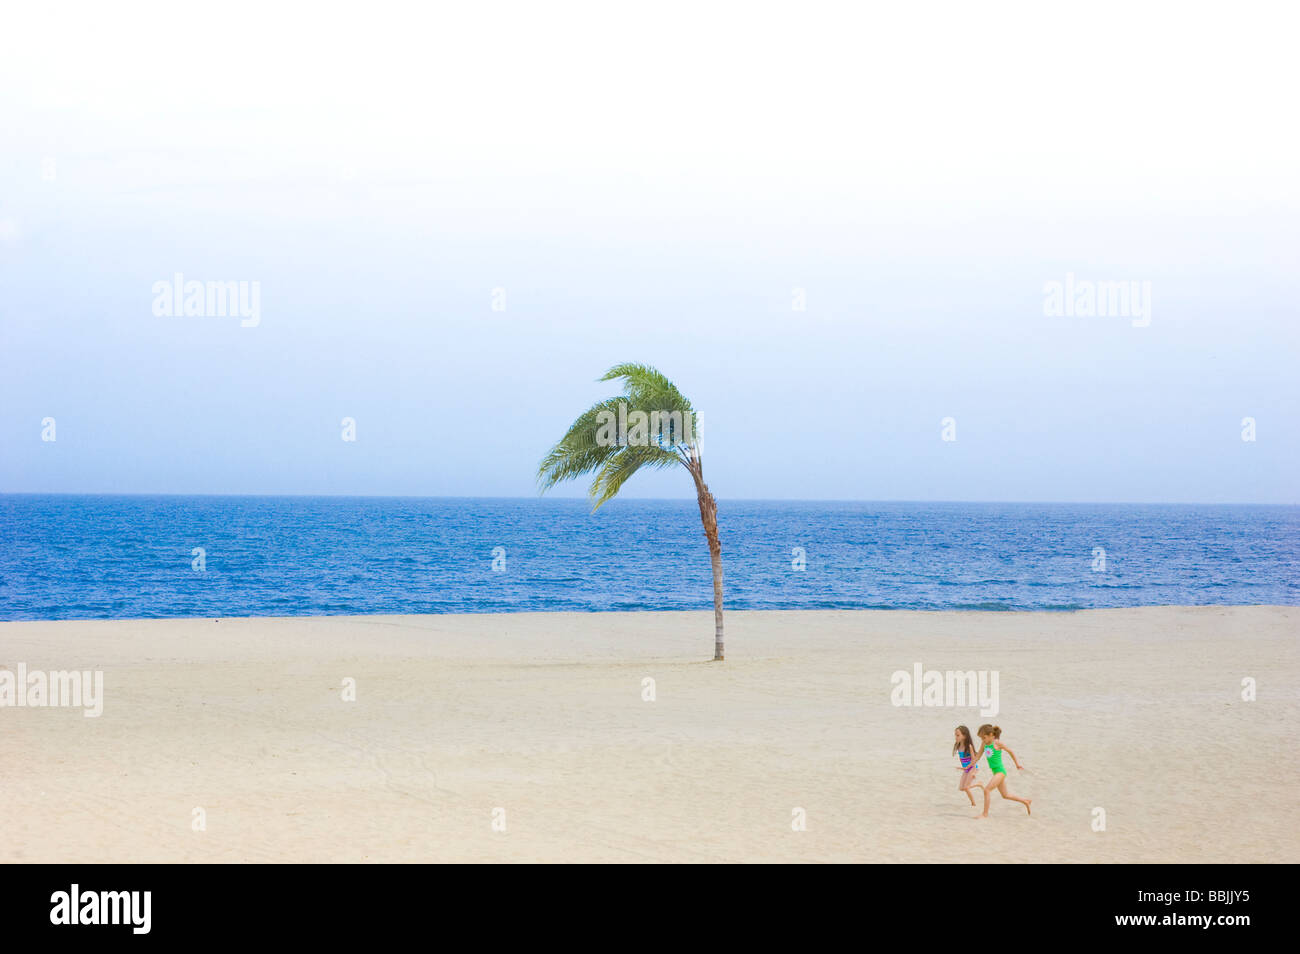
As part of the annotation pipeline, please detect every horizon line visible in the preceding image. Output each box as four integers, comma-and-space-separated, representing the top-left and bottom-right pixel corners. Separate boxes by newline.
1, 491, 1296, 508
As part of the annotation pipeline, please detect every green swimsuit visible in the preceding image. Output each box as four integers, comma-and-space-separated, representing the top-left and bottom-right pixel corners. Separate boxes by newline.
985, 743, 1006, 775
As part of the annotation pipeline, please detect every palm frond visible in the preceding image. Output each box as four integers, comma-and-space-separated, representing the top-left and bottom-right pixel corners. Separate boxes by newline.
538, 363, 701, 508
589, 444, 681, 508
536, 397, 625, 492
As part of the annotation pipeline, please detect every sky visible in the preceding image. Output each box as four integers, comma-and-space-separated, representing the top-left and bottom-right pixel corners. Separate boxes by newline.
1, 1, 1296, 503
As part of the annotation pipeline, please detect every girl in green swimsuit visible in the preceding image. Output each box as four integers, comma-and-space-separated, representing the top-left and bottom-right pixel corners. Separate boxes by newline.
973, 724, 1031, 818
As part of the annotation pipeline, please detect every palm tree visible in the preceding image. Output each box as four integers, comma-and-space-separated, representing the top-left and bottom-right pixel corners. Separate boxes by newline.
537, 363, 725, 660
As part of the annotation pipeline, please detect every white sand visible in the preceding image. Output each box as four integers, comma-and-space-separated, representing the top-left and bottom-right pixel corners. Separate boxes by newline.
2, 606, 1295, 862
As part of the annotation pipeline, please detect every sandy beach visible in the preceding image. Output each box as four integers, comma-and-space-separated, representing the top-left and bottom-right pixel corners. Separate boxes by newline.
2, 606, 1295, 863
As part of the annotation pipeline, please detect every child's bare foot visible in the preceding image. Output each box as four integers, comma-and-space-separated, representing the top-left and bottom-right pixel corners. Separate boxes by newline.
1024, 799, 1032, 815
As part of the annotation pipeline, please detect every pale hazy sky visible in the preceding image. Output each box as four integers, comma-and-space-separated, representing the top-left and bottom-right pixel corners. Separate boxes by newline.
2, 2, 1296, 502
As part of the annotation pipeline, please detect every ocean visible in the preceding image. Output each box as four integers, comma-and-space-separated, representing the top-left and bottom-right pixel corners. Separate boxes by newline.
0, 495, 1296, 621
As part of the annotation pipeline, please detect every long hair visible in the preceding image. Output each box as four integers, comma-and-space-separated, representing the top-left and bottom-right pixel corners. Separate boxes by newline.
952, 725, 976, 755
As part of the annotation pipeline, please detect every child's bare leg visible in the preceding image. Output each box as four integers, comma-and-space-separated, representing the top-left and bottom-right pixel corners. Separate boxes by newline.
978, 774, 1002, 817
998, 785, 1032, 814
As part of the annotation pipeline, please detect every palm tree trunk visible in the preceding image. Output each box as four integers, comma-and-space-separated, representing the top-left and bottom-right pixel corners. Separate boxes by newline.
691, 474, 724, 661
708, 542, 724, 660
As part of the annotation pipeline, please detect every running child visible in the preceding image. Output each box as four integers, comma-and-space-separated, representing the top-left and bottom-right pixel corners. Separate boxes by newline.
952, 725, 984, 806
973, 724, 1031, 818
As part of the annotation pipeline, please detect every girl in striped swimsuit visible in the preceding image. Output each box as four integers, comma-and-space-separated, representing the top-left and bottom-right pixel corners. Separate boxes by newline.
952, 725, 984, 806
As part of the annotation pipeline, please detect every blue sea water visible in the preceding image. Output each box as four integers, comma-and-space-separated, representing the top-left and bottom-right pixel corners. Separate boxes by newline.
0, 495, 1296, 621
